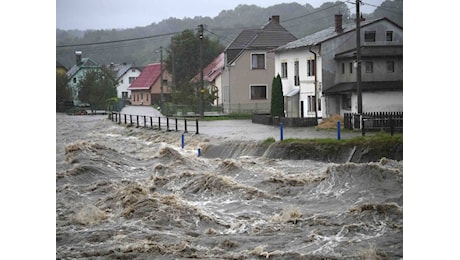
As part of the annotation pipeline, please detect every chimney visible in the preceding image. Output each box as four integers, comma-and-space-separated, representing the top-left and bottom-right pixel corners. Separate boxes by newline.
75, 51, 82, 65
335, 14, 343, 33
270, 15, 280, 23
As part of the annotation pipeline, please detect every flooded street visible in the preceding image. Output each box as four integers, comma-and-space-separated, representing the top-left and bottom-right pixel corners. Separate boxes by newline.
56, 113, 402, 259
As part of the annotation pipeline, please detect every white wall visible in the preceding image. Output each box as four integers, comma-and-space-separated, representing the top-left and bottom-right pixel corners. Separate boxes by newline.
274, 46, 322, 118
118, 68, 141, 99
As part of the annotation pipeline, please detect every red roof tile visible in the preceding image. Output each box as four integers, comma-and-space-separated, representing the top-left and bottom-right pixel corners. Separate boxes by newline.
128, 63, 161, 90
191, 52, 224, 83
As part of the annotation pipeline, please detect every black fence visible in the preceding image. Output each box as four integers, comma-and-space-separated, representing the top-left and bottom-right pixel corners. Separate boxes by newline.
110, 112, 199, 134
344, 112, 403, 135
252, 113, 318, 127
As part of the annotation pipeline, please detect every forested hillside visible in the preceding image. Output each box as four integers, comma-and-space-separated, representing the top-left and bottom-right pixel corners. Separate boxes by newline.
56, 0, 402, 69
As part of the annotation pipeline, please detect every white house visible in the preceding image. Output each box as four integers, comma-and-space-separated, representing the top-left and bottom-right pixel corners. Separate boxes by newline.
107, 63, 142, 101
274, 15, 403, 119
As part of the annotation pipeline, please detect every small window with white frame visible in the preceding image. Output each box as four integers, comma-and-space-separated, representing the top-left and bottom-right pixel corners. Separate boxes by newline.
251, 53, 265, 69
250, 85, 267, 100
386, 31, 393, 41
364, 31, 376, 42
281, 62, 287, 78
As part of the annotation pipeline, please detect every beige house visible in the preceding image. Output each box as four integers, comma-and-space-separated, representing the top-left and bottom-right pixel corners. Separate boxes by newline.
221, 15, 297, 114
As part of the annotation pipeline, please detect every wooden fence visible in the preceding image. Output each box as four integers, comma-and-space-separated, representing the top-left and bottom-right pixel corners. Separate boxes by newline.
110, 112, 199, 134
344, 112, 403, 135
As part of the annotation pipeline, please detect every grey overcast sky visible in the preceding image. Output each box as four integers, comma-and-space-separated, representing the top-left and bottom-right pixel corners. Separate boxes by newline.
56, 0, 385, 30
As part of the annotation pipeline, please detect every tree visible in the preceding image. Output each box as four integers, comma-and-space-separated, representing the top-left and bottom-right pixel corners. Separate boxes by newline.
270, 74, 284, 117
56, 72, 72, 103
164, 29, 224, 107
56, 72, 73, 112
78, 68, 117, 110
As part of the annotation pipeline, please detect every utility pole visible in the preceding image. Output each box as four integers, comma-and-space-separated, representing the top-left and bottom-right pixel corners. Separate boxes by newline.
198, 24, 204, 119
356, 0, 363, 114
159, 46, 164, 109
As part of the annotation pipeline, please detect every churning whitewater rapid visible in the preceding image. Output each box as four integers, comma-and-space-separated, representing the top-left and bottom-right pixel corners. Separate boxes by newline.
56, 113, 403, 259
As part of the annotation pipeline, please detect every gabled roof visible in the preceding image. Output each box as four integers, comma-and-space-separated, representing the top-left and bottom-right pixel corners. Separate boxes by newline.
225, 16, 297, 64
274, 17, 402, 52
66, 57, 100, 78
191, 52, 224, 83
127, 63, 161, 90
106, 63, 133, 81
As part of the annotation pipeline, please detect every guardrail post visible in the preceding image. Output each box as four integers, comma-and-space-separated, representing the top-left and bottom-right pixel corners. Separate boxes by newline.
130, 115, 133, 126
167, 117, 170, 131
337, 121, 341, 140
280, 122, 284, 141
184, 119, 188, 133
124, 114, 127, 124
136, 115, 139, 127
181, 133, 185, 149
361, 116, 365, 136
144, 116, 146, 127
175, 118, 178, 131
150, 117, 153, 128
195, 119, 199, 134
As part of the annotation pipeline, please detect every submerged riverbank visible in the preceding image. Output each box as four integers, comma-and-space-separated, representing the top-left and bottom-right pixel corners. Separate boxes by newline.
203, 134, 403, 163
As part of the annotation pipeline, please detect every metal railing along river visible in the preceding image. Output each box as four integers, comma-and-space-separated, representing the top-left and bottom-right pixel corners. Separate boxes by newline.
109, 112, 199, 134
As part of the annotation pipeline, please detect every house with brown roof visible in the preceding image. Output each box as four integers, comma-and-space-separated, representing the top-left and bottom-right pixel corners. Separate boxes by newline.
221, 15, 297, 114
127, 63, 172, 106
274, 15, 403, 120
191, 52, 224, 107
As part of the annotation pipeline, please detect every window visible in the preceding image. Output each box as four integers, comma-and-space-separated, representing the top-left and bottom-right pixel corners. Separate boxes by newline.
349, 62, 353, 74
73, 78, 77, 83
251, 53, 265, 69
250, 85, 267, 100
341, 63, 345, 74
120, 79, 124, 84
132, 69, 136, 72
386, 31, 393, 41
122, 92, 128, 99
364, 31, 376, 42
129, 77, 136, 84
307, 96, 316, 112
317, 97, 321, 111
365, 61, 373, 73
307, 59, 315, 76
342, 94, 351, 110
146, 93, 149, 102
387, 61, 395, 73
281, 62, 288, 78
294, 60, 300, 86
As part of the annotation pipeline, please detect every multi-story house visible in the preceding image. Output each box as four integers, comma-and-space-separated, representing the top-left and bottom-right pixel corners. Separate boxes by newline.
221, 15, 297, 114
106, 63, 142, 102
127, 63, 172, 106
274, 15, 403, 120
66, 51, 114, 106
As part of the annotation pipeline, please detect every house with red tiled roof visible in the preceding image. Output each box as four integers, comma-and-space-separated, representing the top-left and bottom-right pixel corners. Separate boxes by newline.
127, 63, 172, 106
191, 52, 224, 107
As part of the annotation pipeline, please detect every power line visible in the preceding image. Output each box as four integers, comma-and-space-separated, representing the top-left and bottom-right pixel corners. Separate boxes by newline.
56, 31, 183, 48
